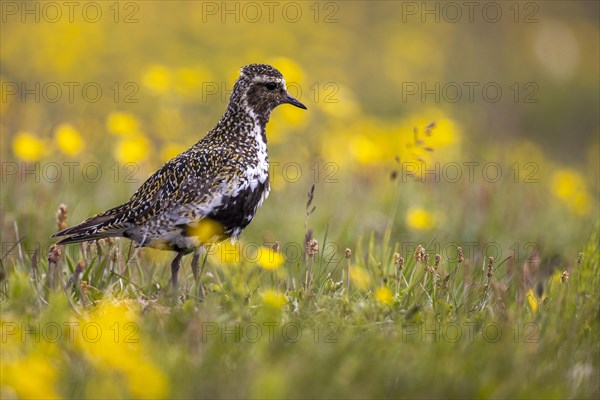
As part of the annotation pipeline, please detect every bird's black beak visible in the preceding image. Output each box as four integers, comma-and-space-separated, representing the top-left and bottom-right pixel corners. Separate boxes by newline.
284, 93, 307, 110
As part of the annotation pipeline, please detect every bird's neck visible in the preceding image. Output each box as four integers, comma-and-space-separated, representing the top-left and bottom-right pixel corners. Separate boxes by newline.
217, 103, 269, 141
197, 105, 269, 157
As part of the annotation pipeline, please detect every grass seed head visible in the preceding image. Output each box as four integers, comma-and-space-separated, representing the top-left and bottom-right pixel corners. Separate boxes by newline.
487, 256, 494, 278
345, 248, 352, 259
561, 270, 569, 283
48, 244, 62, 264
415, 245, 424, 262
56, 203, 68, 231
435, 254, 441, 269
457, 247, 464, 263
443, 274, 451, 288
393, 252, 404, 271
306, 239, 319, 257
75, 260, 85, 274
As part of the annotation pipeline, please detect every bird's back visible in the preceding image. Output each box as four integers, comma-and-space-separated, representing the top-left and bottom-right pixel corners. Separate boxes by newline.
54, 116, 270, 252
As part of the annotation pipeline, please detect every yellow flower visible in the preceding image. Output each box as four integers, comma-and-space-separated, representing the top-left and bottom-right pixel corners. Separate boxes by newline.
406, 207, 435, 231
159, 143, 187, 163
394, 113, 461, 164
12, 131, 46, 161
267, 57, 305, 85
350, 267, 371, 290
550, 169, 592, 215
262, 289, 287, 309
114, 135, 151, 164
375, 286, 393, 305
188, 219, 225, 245
407, 116, 459, 148
350, 134, 384, 165
77, 300, 169, 398
76, 301, 139, 366
268, 105, 309, 144
256, 247, 285, 270
142, 64, 171, 94
126, 361, 169, 398
106, 112, 140, 136
526, 288, 539, 313
173, 66, 213, 96
1, 352, 60, 399
54, 123, 84, 156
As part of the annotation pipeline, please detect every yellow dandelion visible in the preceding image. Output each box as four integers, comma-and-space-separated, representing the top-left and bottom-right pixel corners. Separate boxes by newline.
268, 105, 309, 144
77, 300, 169, 398
187, 219, 225, 245
173, 66, 213, 96
267, 57, 305, 85
256, 247, 285, 270
408, 116, 459, 148
551, 169, 585, 198
406, 207, 435, 231
391, 111, 462, 165
106, 112, 140, 136
350, 134, 384, 165
550, 169, 592, 215
76, 301, 139, 364
142, 64, 171, 94
159, 143, 186, 163
1, 352, 60, 399
526, 288, 539, 313
12, 131, 47, 161
54, 123, 84, 156
125, 360, 169, 398
114, 135, 151, 164
375, 286, 393, 305
349, 267, 371, 290
262, 289, 287, 309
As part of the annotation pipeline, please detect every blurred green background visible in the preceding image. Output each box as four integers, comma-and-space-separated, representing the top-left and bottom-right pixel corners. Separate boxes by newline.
1, 2, 600, 399
1, 0, 598, 269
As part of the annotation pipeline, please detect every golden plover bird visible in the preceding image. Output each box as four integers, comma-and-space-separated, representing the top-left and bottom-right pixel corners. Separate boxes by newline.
53, 64, 307, 290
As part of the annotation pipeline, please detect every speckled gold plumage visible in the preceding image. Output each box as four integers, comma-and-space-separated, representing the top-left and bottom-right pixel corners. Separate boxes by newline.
53, 64, 306, 289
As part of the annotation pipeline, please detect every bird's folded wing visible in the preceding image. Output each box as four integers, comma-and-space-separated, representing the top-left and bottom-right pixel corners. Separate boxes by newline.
126, 147, 240, 226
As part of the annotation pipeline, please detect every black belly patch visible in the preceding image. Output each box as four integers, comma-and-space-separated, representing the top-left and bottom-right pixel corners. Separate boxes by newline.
207, 181, 268, 235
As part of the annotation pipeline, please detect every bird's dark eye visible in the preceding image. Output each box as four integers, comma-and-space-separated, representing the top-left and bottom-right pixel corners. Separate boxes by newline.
266, 82, 277, 91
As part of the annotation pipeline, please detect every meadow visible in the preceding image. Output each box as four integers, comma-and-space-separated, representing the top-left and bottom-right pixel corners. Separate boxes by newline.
1, 1, 599, 399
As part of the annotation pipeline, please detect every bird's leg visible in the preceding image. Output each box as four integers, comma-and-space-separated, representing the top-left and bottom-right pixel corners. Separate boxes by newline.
191, 250, 205, 301
191, 252, 200, 282
171, 252, 184, 293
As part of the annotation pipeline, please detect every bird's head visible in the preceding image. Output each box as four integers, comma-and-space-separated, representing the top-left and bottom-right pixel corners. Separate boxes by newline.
233, 64, 307, 120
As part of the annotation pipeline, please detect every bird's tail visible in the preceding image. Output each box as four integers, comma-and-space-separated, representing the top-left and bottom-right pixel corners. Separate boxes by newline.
52, 205, 129, 244
53, 231, 123, 245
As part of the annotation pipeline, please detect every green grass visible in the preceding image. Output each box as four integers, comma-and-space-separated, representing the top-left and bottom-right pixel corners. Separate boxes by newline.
1, 213, 598, 399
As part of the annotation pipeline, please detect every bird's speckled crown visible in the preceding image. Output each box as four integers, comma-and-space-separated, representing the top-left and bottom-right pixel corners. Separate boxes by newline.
240, 64, 284, 81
